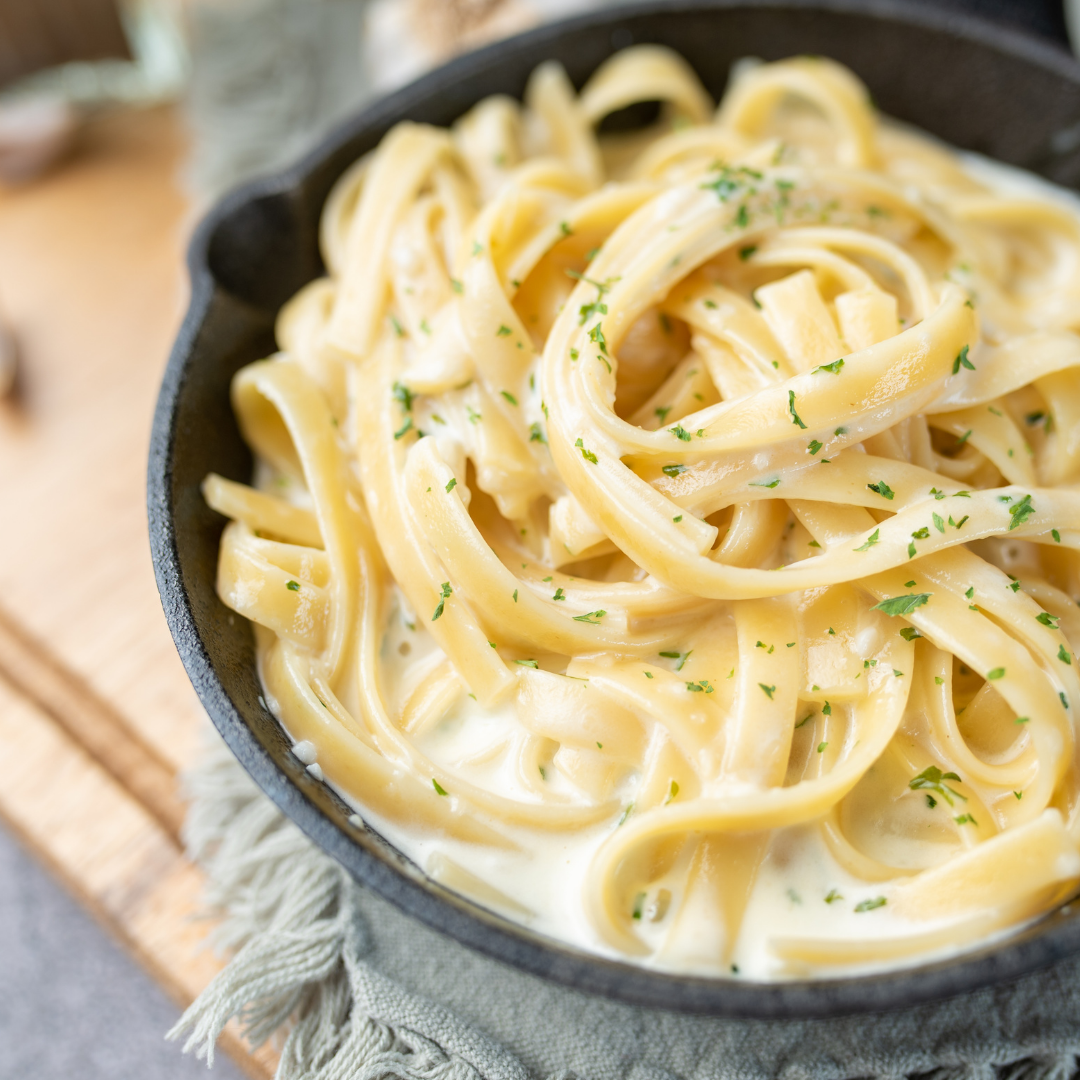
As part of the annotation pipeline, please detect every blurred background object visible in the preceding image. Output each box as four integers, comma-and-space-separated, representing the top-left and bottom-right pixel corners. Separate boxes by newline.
0, 0, 186, 185
0, 0, 186, 108
0, 0, 133, 90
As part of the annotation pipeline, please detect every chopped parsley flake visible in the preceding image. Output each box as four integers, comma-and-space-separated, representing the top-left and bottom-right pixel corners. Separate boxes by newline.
987, 667, 1006, 680
899, 627, 922, 641
855, 528, 880, 552
573, 610, 606, 623
529, 422, 547, 444
431, 582, 452, 621
445, 478, 457, 493
867, 480, 895, 500
286, 580, 300, 592
749, 477, 781, 488
813, 358, 845, 375
1008, 493, 1035, 530
393, 418, 414, 440
516, 659, 539, 668
1036, 612, 1060, 627
788, 390, 807, 429
952, 344, 975, 374
663, 463, 689, 477
575, 438, 598, 464
825, 889, 843, 904
392, 381, 414, 410
670, 424, 692, 442
500, 390, 518, 405
739, 244, 758, 260
588, 323, 609, 355
496, 324, 512, 337
1059, 644, 1072, 665
873, 593, 931, 617
933, 513, 945, 533
759, 683, 776, 699
854, 897, 887, 913
808, 439, 823, 455
432, 779, 449, 796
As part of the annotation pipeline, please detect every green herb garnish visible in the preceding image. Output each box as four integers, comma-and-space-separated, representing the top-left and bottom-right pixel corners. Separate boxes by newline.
431, 582, 452, 621
873, 593, 931, 617
788, 390, 807, 429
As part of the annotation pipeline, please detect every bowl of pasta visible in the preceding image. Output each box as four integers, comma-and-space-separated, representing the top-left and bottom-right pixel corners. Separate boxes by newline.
149, 0, 1080, 1016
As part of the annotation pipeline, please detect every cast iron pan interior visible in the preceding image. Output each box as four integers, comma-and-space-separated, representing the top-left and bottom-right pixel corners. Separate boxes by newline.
149, 0, 1080, 1017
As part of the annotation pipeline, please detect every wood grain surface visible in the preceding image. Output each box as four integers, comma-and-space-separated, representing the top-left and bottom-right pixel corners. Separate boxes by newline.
0, 105, 276, 1079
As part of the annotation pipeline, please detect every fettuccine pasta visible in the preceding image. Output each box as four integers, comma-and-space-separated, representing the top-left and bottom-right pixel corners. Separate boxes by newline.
205, 48, 1080, 979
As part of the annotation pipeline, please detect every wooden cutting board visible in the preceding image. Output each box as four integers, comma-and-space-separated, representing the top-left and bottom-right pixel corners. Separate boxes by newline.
0, 104, 277, 1079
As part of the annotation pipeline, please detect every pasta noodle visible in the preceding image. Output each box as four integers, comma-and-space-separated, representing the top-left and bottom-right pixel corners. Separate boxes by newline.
204, 48, 1080, 979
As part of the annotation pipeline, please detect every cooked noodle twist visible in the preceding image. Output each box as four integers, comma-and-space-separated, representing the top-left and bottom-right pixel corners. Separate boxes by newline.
205, 49, 1080, 977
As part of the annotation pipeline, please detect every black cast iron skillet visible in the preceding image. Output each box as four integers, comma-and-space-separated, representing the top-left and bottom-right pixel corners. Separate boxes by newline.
148, 0, 1080, 1018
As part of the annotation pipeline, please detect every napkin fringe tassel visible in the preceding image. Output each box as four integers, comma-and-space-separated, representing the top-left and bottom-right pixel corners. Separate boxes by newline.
166, 739, 528, 1080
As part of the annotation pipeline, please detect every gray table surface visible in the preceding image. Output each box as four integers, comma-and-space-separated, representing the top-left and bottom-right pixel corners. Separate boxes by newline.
0, 823, 243, 1080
